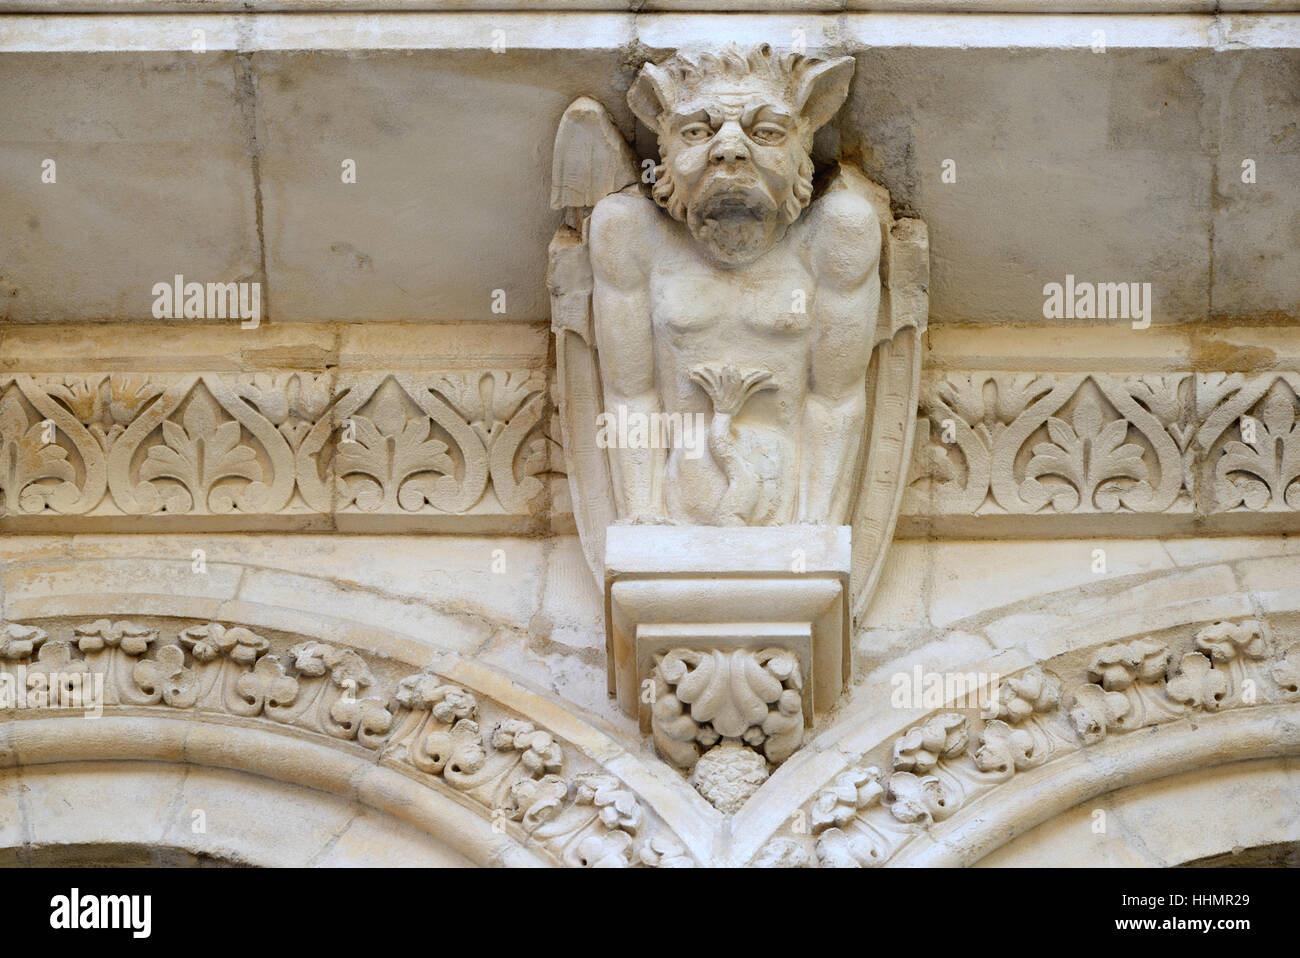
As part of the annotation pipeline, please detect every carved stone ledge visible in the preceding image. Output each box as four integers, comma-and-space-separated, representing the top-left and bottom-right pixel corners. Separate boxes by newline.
5, 361, 1298, 536
902, 370, 1300, 533
0, 369, 566, 533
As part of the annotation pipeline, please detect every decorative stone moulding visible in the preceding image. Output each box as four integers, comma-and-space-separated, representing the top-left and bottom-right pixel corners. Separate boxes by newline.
547, 43, 930, 788
5, 597, 1299, 865
750, 613, 1300, 867
903, 370, 1300, 534
4, 363, 1299, 536
0, 368, 565, 533
0, 615, 697, 868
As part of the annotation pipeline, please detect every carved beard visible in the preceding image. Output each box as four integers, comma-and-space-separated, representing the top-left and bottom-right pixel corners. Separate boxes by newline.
653, 153, 815, 268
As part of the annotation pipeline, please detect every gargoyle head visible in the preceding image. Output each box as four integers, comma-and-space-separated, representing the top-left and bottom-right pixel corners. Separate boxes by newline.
629, 43, 855, 268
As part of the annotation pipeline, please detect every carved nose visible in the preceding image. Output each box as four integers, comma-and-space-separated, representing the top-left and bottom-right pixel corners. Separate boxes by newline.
709, 130, 750, 165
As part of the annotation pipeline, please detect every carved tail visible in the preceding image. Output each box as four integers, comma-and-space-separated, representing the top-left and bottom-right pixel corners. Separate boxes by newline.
688, 363, 776, 525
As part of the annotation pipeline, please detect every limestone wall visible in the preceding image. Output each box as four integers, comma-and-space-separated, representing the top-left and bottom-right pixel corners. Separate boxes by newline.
1, 3, 1298, 867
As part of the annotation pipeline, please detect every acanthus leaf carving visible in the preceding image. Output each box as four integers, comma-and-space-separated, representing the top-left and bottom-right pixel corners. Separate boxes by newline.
0, 383, 80, 515
236, 371, 337, 513
1022, 391, 1148, 512
333, 377, 458, 513
2, 366, 555, 527
104, 375, 296, 516
1197, 373, 1300, 515
431, 370, 550, 514
906, 372, 1202, 522
8, 363, 1299, 530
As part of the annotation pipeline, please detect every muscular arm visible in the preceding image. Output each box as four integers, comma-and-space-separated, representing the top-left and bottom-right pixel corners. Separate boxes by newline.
589, 194, 666, 521
798, 191, 881, 524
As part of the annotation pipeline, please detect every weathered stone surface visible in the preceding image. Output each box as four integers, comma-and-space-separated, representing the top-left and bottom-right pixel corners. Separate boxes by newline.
1, 13, 1296, 326
3, 14, 1299, 868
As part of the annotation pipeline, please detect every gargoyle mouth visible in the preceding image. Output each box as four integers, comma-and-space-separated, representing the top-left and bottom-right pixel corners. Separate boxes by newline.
694, 182, 774, 223
699, 199, 764, 230
686, 182, 783, 267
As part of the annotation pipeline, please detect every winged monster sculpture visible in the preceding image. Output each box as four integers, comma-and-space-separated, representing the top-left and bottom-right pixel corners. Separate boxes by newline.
547, 44, 928, 757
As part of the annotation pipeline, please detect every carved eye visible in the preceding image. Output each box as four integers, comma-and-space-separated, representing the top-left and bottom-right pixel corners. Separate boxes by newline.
750, 124, 787, 145
680, 124, 712, 144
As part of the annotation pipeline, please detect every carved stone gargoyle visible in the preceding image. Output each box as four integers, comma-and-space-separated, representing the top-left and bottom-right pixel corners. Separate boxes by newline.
547, 44, 928, 809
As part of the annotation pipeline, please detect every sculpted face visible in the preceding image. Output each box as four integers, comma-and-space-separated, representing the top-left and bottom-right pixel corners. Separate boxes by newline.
629, 45, 855, 268
658, 80, 812, 267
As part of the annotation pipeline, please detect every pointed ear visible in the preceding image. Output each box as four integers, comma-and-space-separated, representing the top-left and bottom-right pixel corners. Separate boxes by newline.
628, 61, 673, 131
796, 56, 855, 131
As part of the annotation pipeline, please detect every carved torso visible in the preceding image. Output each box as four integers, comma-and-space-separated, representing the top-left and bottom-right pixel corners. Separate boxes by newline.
649, 202, 812, 523
589, 183, 880, 526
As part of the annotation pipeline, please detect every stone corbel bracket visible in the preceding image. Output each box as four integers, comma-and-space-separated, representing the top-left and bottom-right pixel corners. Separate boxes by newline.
605, 525, 850, 810
605, 525, 850, 720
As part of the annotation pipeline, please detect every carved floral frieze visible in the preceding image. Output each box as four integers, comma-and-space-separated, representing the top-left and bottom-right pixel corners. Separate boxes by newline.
4, 611, 1299, 867
5, 367, 1298, 530
0, 371, 562, 526
905, 371, 1300, 524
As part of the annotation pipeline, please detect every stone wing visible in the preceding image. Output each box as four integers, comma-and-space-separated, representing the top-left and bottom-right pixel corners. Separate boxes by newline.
547, 97, 642, 592
827, 166, 931, 626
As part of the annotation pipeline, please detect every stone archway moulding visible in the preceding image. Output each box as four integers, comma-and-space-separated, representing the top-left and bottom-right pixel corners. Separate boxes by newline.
902, 711, 1300, 867
2, 551, 1299, 867
0, 612, 719, 868
736, 567, 1300, 866
0, 730, 518, 868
